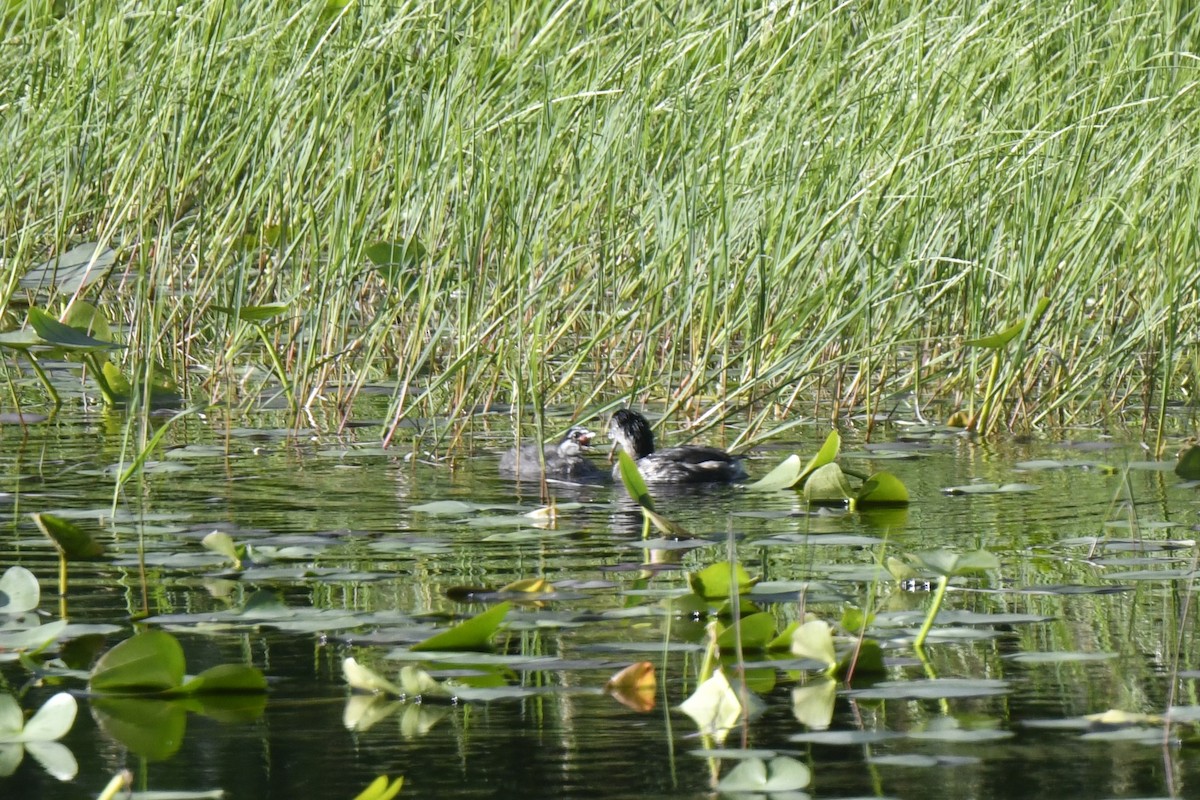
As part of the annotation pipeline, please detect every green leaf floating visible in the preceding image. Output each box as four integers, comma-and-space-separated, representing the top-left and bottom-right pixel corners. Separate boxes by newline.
366, 238, 427, 290
909, 549, 1000, 577
1175, 445, 1200, 480
856, 470, 910, 506
616, 451, 654, 510
687, 561, 757, 601
715, 611, 777, 652
90, 630, 186, 694
803, 462, 854, 505
747, 454, 802, 492
717, 756, 811, 793
90, 630, 266, 696
27, 307, 123, 352
799, 430, 841, 486
410, 601, 511, 652
33, 513, 105, 560
790, 619, 837, 669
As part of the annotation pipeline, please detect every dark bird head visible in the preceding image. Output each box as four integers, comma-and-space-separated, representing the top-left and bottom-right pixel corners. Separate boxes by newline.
609, 409, 655, 459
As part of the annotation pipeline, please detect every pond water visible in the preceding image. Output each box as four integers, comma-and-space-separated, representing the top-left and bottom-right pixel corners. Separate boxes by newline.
2, 408, 1200, 800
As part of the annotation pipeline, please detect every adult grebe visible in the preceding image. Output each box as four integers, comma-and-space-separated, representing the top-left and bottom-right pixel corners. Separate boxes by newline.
608, 409, 747, 484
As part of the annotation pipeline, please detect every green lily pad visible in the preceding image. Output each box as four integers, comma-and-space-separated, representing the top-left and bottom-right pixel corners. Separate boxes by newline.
410, 602, 511, 652
33, 513, 105, 560
20, 242, 116, 292
90, 630, 187, 694
28, 308, 123, 352
717, 756, 811, 793
715, 612, 777, 652
687, 561, 758, 601
747, 454, 803, 491
804, 462, 853, 505
856, 470, 909, 506
0, 566, 40, 613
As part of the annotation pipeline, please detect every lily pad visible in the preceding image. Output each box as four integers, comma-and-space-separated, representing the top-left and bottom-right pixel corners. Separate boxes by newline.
0, 566, 40, 613
716, 755, 811, 793
410, 602, 511, 652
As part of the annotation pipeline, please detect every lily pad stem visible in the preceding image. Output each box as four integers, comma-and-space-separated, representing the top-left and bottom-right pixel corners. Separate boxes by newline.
23, 352, 61, 407
913, 574, 950, 649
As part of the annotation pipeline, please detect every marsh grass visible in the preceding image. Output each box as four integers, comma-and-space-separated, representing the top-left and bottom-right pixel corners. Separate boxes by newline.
3, 1, 1200, 444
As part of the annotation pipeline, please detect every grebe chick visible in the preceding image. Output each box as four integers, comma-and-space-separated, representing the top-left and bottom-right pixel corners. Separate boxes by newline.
608, 409, 747, 484
499, 426, 606, 483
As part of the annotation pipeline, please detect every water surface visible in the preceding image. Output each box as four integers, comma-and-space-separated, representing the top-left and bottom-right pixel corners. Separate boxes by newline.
2, 409, 1198, 799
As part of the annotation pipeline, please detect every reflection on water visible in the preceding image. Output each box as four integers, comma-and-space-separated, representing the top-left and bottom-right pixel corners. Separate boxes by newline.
1, 410, 1199, 799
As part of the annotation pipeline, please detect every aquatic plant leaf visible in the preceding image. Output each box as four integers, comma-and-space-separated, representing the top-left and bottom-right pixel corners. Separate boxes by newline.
796, 429, 842, 487
212, 303, 291, 322
716, 612, 777, 652
201, 531, 243, 570
767, 620, 801, 652
0, 328, 44, 350
18, 694, 76, 743
353, 775, 405, 800
909, 549, 1000, 577
789, 729, 903, 745
746, 454, 802, 491
0, 620, 69, 653
90, 630, 186, 694
24, 740, 77, 781
179, 663, 267, 695
846, 678, 1010, 700
717, 756, 811, 792
398, 665, 448, 697
20, 242, 116, 292
0, 743, 23, 776
616, 451, 654, 510
836, 639, 886, 678
790, 619, 836, 668
366, 238, 427, 289
942, 482, 1039, 495
343, 658, 403, 696
0, 696, 21, 737
60, 301, 112, 342
604, 661, 656, 693
89, 697, 186, 760
410, 500, 477, 514
27, 308, 122, 352
839, 606, 873, 634
642, 506, 691, 538
499, 577, 552, 594
791, 679, 837, 729
0, 566, 40, 613
410, 602, 511, 652
678, 669, 745, 741
963, 297, 1050, 348
1175, 445, 1200, 480
33, 513, 105, 560
856, 471, 909, 506
803, 462, 853, 505
687, 561, 757, 601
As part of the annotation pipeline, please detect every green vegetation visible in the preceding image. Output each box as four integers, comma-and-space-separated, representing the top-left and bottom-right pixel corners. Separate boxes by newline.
3, 1, 1200, 442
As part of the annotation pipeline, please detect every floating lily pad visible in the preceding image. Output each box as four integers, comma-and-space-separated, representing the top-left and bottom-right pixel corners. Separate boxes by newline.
0, 567, 39, 613
716, 755, 811, 793
942, 482, 1039, 495
846, 678, 1009, 700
